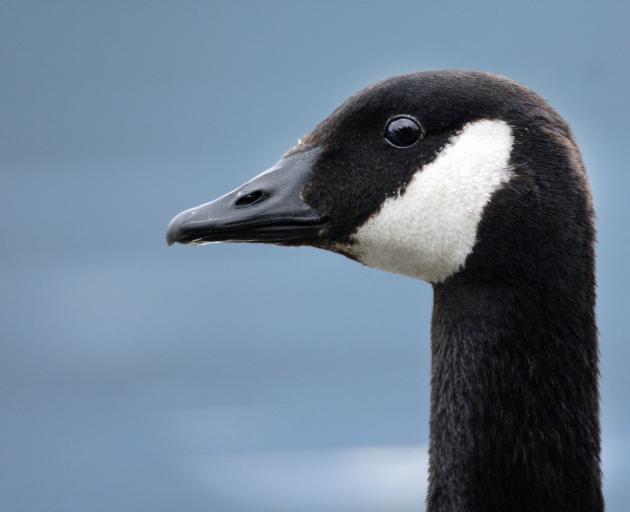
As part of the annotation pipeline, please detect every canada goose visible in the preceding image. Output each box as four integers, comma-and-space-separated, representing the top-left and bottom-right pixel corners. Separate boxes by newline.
166, 71, 602, 512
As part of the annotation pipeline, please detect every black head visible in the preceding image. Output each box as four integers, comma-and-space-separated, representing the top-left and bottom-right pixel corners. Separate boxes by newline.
167, 71, 589, 283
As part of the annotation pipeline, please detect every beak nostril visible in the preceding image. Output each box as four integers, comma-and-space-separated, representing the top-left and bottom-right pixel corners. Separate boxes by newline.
234, 190, 266, 208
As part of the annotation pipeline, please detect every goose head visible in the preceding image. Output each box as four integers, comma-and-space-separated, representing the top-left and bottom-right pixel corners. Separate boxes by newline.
166, 70, 584, 284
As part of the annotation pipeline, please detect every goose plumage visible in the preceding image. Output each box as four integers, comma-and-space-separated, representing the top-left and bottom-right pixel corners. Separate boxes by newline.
167, 70, 602, 512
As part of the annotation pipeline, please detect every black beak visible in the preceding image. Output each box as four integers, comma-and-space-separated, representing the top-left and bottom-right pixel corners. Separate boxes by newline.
166, 147, 326, 246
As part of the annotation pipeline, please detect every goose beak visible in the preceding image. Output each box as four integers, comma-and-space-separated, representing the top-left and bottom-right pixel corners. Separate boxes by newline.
166, 147, 326, 246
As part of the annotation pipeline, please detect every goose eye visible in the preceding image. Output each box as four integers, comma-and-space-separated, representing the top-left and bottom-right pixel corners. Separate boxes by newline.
384, 115, 423, 148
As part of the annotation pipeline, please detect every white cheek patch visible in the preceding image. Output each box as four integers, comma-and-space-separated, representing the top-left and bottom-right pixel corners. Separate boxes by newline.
347, 119, 514, 283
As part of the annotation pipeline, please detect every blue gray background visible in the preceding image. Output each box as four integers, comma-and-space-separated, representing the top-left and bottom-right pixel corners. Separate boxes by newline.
1, 1, 628, 511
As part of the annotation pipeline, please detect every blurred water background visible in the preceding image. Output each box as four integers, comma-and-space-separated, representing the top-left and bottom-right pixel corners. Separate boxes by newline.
1, 1, 629, 510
